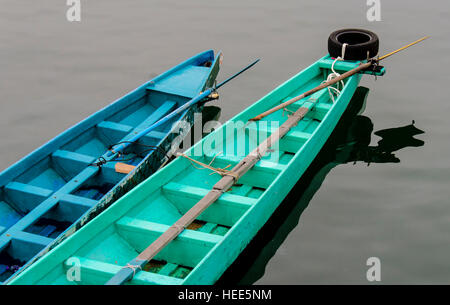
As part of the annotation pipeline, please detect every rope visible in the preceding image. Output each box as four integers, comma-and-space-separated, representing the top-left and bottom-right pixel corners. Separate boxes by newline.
172, 223, 185, 233
91, 156, 107, 167
177, 152, 239, 179
282, 107, 295, 117
124, 264, 142, 276
324, 43, 348, 103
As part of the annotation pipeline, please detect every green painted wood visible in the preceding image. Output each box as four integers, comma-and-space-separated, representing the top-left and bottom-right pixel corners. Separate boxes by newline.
158, 263, 179, 277
116, 217, 223, 247
63, 256, 182, 285
115, 217, 222, 267
229, 184, 253, 197
162, 182, 254, 227
197, 223, 218, 234
203, 153, 286, 173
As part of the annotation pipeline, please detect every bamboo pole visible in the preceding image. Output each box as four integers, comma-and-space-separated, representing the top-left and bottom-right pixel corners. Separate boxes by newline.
249, 62, 371, 121
250, 36, 429, 122
378, 36, 429, 61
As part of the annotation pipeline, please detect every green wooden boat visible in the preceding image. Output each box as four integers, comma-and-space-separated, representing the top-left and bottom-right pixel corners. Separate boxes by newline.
9, 53, 384, 285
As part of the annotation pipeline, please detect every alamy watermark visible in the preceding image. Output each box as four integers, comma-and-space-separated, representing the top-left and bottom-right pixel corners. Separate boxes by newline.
366, 0, 381, 22
66, 257, 81, 282
169, 112, 281, 163
366, 257, 381, 282
66, 0, 81, 22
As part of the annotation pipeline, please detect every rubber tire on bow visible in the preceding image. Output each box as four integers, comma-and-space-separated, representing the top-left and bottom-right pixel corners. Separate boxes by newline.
328, 29, 379, 60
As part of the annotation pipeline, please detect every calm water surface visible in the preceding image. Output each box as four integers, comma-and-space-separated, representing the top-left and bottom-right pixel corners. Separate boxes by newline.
1, 0, 449, 284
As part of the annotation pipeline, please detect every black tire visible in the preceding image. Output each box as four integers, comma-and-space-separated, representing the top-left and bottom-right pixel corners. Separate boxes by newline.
328, 29, 379, 60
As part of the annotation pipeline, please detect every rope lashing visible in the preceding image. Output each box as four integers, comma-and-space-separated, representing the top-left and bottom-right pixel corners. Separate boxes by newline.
369, 56, 380, 80
91, 156, 108, 167
123, 264, 142, 276
172, 223, 186, 234
176, 152, 239, 179
282, 107, 295, 117
324, 43, 348, 103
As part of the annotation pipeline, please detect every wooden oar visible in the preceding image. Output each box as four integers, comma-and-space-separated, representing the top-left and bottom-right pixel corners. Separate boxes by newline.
249, 36, 429, 121
105, 37, 427, 285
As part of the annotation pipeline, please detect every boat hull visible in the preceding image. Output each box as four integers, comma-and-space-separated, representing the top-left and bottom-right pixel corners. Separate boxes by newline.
1, 50, 220, 283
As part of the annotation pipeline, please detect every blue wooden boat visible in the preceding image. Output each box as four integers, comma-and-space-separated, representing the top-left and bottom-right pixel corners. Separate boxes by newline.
0, 50, 221, 283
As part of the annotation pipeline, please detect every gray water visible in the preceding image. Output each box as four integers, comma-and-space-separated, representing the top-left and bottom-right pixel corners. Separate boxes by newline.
1, 0, 449, 284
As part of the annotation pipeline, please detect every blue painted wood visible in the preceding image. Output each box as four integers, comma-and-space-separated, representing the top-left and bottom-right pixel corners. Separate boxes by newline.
107, 90, 214, 158
105, 258, 147, 285
0, 50, 221, 283
108, 58, 257, 159
0, 265, 7, 275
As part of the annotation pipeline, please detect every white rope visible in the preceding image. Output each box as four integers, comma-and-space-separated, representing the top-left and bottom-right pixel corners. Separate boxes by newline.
324, 43, 348, 103
177, 152, 238, 179
124, 264, 142, 276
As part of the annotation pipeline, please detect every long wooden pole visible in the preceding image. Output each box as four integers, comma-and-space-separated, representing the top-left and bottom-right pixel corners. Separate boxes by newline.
249, 62, 371, 121
249, 36, 429, 122
106, 102, 311, 285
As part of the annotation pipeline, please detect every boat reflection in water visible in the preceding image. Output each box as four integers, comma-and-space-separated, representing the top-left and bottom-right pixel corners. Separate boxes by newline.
217, 86, 425, 285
